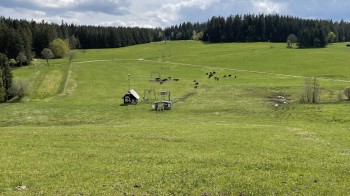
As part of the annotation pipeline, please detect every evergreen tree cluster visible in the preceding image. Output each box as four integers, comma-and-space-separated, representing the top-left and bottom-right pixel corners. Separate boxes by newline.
0, 53, 12, 102
164, 22, 207, 41
0, 16, 162, 64
165, 14, 350, 47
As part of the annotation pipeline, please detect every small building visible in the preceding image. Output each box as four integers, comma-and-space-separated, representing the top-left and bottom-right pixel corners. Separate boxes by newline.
162, 101, 172, 110
122, 89, 140, 104
153, 100, 172, 111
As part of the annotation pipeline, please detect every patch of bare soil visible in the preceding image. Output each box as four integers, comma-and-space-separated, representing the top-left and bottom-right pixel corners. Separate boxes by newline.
266, 94, 291, 107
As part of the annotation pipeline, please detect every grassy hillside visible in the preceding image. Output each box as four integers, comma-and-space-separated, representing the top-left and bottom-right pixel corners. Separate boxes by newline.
0, 41, 349, 195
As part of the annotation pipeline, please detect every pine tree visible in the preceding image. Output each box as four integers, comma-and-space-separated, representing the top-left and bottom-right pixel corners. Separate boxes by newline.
0, 53, 12, 101
0, 66, 4, 101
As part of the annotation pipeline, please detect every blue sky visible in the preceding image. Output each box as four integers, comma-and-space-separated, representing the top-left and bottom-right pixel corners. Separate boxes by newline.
0, 0, 349, 28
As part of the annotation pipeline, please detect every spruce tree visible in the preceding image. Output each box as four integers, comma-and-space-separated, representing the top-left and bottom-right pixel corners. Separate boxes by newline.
0, 53, 12, 101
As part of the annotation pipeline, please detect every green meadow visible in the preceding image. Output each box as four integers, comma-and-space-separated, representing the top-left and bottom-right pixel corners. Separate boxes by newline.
0, 41, 350, 195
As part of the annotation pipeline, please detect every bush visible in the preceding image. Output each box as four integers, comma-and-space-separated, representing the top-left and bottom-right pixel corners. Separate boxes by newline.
49, 38, 69, 58
9, 59, 17, 66
338, 90, 344, 101
347, 44, 350, 47
344, 87, 350, 100
8, 78, 29, 99
300, 77, 320, 103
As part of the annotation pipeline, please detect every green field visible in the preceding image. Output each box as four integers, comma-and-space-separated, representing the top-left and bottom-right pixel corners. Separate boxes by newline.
1, 41, 350, 195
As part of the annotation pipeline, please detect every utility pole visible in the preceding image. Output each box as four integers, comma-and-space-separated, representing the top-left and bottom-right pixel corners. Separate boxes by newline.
128, 74, 130, 90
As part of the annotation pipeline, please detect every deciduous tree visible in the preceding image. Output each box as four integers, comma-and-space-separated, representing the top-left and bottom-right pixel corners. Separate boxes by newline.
41, 48, 54, 65
67, 51, 76, 64
49, 38, 69, 58
8, 78, 29, 99
287, 34, 298, 48
300, 77, 320, 103
16, 52, 27, 66
344, 87, 350, 100
9, 59, 17, 66
328, 31, 336, 43
69, 35, 80, 49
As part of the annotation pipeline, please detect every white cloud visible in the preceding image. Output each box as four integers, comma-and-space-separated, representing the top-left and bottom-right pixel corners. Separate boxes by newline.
100, 20, 154, 28
31, 10, 46, 17
0, 0, 349, 28
167, 0, 221, 10
1, 0, 131, 15
252, 0, 286, 14
146, 0, 221, 25
30, 0, 80, 8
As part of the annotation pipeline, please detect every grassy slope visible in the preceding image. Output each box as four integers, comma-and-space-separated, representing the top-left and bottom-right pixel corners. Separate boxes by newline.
0, 41, 349, 195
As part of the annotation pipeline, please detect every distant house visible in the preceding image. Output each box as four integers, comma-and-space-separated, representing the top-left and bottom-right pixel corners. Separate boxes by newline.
122, 89, 140, 104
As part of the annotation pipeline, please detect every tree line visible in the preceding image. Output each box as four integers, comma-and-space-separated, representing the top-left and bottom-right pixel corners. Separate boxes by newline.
164, 14, 350, 47
0, 16, 162, 65
2, 14, 350, 66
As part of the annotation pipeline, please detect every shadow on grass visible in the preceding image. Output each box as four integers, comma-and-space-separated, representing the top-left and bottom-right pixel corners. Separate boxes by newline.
6, 96, 26, 103
119, 103, 138, 106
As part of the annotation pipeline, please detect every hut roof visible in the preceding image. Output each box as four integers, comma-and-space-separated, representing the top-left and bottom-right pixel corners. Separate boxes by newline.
128, 89, 140, 99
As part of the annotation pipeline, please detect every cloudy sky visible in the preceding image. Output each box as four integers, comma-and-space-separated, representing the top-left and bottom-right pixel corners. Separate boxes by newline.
0, 0, 349, 28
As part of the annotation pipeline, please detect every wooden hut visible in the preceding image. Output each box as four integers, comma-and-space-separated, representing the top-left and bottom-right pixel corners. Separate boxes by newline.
122, 89, 140, 104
